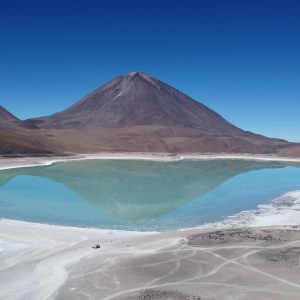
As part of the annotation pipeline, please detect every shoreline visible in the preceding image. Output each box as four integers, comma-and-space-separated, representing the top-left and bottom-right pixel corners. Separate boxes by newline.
1, 152, 300, 171
1, 218, 300, 299
1, 155, 300, 299
0, 218, 181, 300
2, 188, 300, 233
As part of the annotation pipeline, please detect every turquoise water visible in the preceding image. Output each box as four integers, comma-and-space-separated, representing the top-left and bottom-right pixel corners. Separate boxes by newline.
0, 159, 300, 231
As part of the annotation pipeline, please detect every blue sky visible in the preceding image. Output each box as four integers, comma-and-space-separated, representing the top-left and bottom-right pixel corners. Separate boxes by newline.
0, 0, 299, 141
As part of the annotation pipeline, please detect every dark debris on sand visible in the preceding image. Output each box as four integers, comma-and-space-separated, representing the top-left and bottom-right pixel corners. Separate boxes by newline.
134, 289, 212, 300
259, 246, 300, 267
187, 228, 297, 246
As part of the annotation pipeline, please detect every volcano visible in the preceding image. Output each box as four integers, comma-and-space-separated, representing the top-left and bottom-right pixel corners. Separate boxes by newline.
30, 72, 245, 134
0, 72, 297, 155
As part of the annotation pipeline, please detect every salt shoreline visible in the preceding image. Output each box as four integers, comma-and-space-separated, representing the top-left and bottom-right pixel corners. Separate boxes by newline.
1, 152, 300, 171
1, 218, 300, 299
0, 218, 179, 300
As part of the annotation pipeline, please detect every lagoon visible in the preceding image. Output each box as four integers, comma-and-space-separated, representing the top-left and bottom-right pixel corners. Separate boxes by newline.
0, 159, 300, 231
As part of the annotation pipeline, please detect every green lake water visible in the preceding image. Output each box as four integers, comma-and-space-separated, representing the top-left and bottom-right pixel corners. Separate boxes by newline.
0, 159, 300, 231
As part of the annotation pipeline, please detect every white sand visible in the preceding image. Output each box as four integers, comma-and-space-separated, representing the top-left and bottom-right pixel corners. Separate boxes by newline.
1, 152, 300, 171
0, 219, 167, 300
1, 220, 300, 299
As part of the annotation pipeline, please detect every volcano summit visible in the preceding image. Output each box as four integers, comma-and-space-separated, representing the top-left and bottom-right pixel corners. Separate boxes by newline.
0, 72, 297, 155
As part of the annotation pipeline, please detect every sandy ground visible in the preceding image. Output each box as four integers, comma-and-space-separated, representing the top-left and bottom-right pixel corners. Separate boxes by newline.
0, 220, 300, 300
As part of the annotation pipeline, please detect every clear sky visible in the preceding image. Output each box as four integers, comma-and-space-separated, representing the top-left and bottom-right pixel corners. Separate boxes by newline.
0, 0, 299, 141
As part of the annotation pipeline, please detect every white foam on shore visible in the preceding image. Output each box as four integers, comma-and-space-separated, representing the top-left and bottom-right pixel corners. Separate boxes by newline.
0, 160, 56, 170
204, 190, 300, 229
1, 153, 300, 171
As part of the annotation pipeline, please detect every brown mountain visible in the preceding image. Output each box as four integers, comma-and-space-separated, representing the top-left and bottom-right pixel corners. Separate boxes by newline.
0, 107, 56, 155
0, 72, 298, 155
29, 72, 246, 134
0, 105, 19, 122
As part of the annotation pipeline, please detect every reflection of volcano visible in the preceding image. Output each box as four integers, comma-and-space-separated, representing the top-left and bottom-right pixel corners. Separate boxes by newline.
0, 159, 287, 223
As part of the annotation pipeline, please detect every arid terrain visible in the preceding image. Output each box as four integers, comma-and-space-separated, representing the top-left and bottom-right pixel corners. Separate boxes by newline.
1, 219, 300, 300
60, 226, 300, 300
1, 72, 299, 156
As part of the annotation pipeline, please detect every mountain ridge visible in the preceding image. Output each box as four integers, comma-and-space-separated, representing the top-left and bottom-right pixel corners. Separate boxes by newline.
0, 72, 298, 155
0, 105, 19, 123
24, 72, 269, 136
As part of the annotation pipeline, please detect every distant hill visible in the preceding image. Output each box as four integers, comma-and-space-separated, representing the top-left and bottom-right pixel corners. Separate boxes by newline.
0, 72, 298, 155
0, 106, 19, 122
0, 107, 56, 155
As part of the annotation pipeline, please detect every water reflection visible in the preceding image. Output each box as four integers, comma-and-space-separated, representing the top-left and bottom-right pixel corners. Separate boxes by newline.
0, 159, 288, 224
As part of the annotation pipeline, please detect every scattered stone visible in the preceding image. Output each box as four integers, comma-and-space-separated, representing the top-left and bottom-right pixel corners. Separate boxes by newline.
259, 247, 300, 268
187, 228, 295, 246
134, 289, 211, 300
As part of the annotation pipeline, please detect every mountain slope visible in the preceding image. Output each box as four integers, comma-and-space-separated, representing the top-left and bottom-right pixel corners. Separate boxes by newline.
0, 108, 57, 155
22, 72, 290, 154
29, 72, 256, 136
0, 72, 297, 155
0, 106, 19, 122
